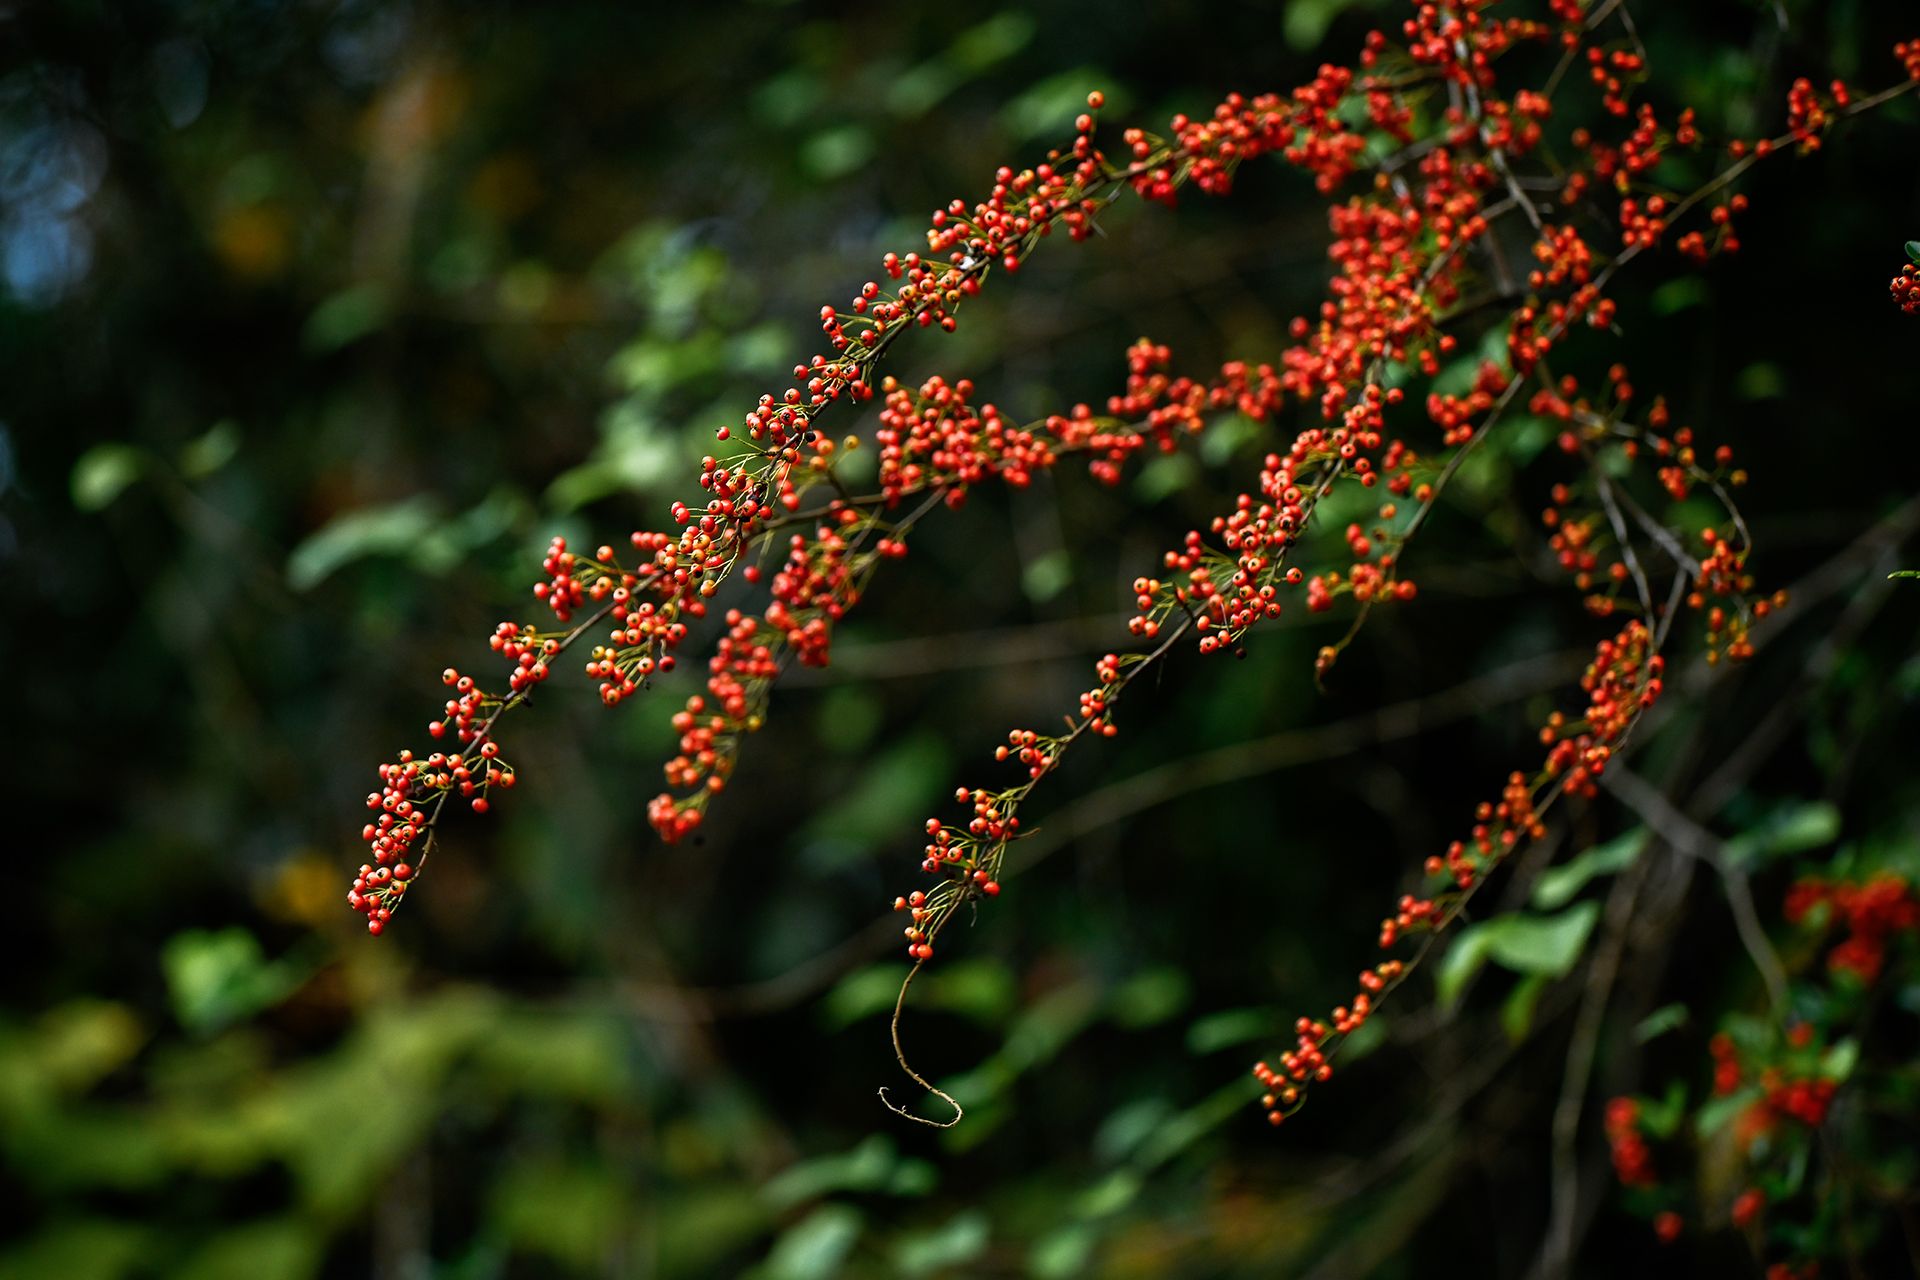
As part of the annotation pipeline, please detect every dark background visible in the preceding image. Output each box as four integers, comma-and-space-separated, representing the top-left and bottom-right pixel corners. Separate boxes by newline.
4, 0, 1919, 1275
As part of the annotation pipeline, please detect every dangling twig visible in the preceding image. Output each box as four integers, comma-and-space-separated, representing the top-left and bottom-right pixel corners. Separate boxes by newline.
879, 948, 965, 1128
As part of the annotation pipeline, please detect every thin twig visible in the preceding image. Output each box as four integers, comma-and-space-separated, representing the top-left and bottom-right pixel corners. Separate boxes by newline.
1602, 766, 1790, 1015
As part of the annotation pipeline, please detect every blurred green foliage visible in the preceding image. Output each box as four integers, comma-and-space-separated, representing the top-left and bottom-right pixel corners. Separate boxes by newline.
4, 0, 1920, 1275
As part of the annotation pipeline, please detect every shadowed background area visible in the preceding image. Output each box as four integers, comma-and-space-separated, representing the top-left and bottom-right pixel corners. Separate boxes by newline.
4, 0, 1920, 1276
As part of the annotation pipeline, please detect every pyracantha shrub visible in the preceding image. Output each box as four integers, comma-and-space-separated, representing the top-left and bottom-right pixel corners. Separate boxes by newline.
348, 2, 1920, 1269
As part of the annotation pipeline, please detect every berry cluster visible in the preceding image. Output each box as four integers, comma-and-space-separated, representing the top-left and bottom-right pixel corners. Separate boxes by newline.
346, 20, 1920, 1244
1892, 259, 1920, 314
1784, 872, 1920, 982
1603, 856, 1920, 1274
1603, 1097, 1657, 1189
1257, 619, 1664, 1125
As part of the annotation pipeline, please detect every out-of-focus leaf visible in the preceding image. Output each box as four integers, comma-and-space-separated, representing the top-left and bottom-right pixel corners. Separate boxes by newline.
1438, 902, 1601, 1007
1638, 1081, 1689, 1140
1723, 801, 1840, 867
286, 496, 440, 589
178, 420, 239, 478
1485, 902, 1600, 975
1284, 0, 1368, 51
1734, 361, 1785, 401
1030, 1224, 1097, 1279
71, 444, 145, 511
799, 732, 948, 864
469, 1006, 632, 1105
1634, 1002, 1690, 1043
1131, 1077, 1262, 1171
1093, 1097, 1173, 1162
174, 1217, 321, 1280
1, 1001, 145, 1104
1341, 1013, 1389, 1062
893, 1211, 988, 1275
822, 959, 1014, 1032
409, 487, 527, 574
1110, 967, 1191, 1028
1185, 1007, 1279, 1055
763, 1205, 862, 1280
7, 1105, 170, 1191
301, 284, 388, 351
763, 1135, 901, 1209
1821, 1038, 1860, 1082
1652, 275, 1709, 315
1001, 69, 1121, 141
799, 127, 874, 182
162, 928, 309, 1035
1533, 830, 1646, 909
1501, 974, 1548, 1041
1134, 453, 1199, 504
656, 1189, 769, 1277
949, 12, 1035, 71
0, 1220, 150, 1280
489, 1158, 628, 1271
1021, 547, 1073, 603
1696, 1085, 1761, 1139
1435, 925, 1497, 1009
822, 965, 904, 1029
1074, 1169, 1141, 1218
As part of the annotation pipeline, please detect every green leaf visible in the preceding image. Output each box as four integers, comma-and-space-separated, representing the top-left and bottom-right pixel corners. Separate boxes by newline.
285, 496, 441, 590
764, 1205, 862, 1280
1634, 1002, 1690, 1044
1906, 240, 1920, 266
1021, 547, 1074, 603
1722, 801, 1840, 867
174, 1218, 321, 1280
1110, 967, 1191, 1029
1502, 974, 1548, 1041
1638, 1081, 1689, 1140
893, 1211, 988, 1276
799, 733, 949, 867
1651, 275, 1709, 315
178, 420, 240, 478
1734, 361, 1786, 401
821, 965, 904, 1029
1185, 1007, 1279, 1055
1820, 1038, 1860, 1082
1030, 1225, 1097, 1279
1283, 0, 1368, 51
71, 444, 146, 511
949, 12, 1036, 71
1341, 1013, 1388, 1061
161, 928, 309, 1034
1438, 903, 1601, 1008
1533, 830, 1647, 910
763, 1136, 902, 1209
0, 1220, 151, 1280
1135, 453, 1199, 504
1485, 901, 1601, 976
302, 284, 389, 352
1074, 1169, 1141, 1217
1093, 1097, 1173, 1162
1001, 69, 1121, 142
798, 126, 875, 182
1695, 1086, 1761, 1139
1890, 570, 1920, 581
1435, 924, 1497, 1009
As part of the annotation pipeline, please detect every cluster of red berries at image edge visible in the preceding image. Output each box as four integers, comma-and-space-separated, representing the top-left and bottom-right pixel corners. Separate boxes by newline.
1597, 868, 1920, 1272
1893, 237, 1920, 314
